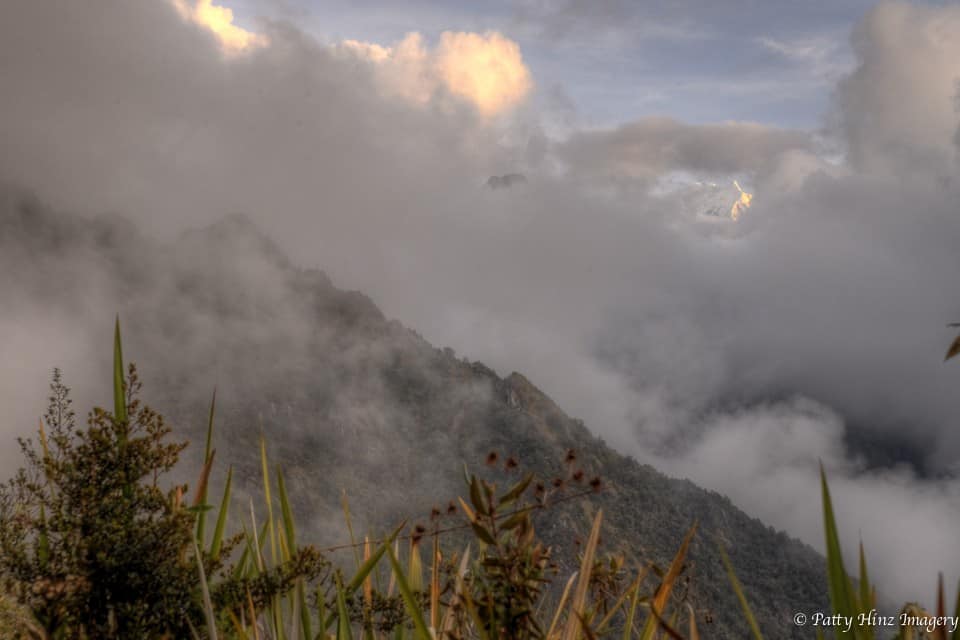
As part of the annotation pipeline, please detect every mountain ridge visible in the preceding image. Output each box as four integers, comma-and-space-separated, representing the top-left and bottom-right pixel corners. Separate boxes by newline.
0, 186, 827, 638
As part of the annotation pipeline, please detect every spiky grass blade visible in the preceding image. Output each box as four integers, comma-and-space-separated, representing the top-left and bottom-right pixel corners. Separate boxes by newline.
335, 575, 354, 640
595, 568, 650, 634
821, 465, 856, 637
386, 544, 433, 640
347, 522, 406, 593
430, 534, 440, 633
194, 540, 219, 640
648, 607, 685, 640
113, 317, 133, 501
408, 539, 423, 594
342, 491, 363, 570
858, 541, 871, 611
196, 389, 217, 545
363, 537, 373, 609
686, 603, 700, 640
260, 433, 278, 567
277, 466, 297, 552
719, 544, 764, 640
210, 466, 233, 559
440, 545, 471, 636
547, 572, 579, 640
945, 333, 960, 361
113, 316, 127, 423
322, 523, 407, 632
561, 509, 603, 640
855, 541, 876, 640
192, 450, 216, 509
297, 579, 312, 640
288, 577, 301, 640
639, 522, 697, 640
622, 568, 643, 640
247, 587, 261, 640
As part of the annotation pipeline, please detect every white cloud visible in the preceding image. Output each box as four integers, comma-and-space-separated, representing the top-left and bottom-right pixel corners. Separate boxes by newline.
173, 0, 269, 55
1, 0, 960, 610
338, 30, 533, 117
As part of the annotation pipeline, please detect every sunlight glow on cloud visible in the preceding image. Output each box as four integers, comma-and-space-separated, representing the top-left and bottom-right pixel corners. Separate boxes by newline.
173, 0, 267, 55
436, 31, 532, 117
341, 31, 532, 117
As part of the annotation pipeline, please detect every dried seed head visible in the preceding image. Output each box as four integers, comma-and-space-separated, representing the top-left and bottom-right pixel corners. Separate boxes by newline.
572, 469, 585, 483
565, 449, 577, 464
589, 476, 602, 492
552, 477, 564, 489
447, 500, 457, 514
430, 507, 441, 520
504, 456, 519, 470
485, 451, 499, 466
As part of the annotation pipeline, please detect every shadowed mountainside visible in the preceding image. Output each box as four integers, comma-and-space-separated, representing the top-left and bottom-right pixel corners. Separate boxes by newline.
0, 186, 827, 637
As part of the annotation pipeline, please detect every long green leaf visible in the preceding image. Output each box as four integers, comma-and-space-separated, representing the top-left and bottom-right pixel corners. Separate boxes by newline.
858, 542, 870, 610
342, 491, 363, 570
719, 544, 764, 640
562, 509, 604, 640
386, 544, 433, 640
260, 433, 277, 567
277, 466, 297, 553
622, 569, 643, 640
821, 464, 856, 637
336, 576, 354, 640
297, 579, 312, 640
596, 568, 649, 634
113, 316, 127, 423
322, 522, 408, 631
113, 317, 132, 501
210, 466, 233, 559
348, 522, 406, 592
194, 540, 219, 640
197, 389, 217, 546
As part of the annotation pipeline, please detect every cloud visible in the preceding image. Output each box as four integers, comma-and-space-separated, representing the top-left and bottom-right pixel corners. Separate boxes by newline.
1, 0, 960, 609
435, 31, 533, 117
757, 33, 851, 85
557, 117, 813, 183
339, 30, 532, 117
835, 1, 960, 177
668, 398, 960, 603
173, 0, 269, 54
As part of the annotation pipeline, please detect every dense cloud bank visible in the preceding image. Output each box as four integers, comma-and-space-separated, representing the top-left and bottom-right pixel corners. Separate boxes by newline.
2, 0, 960, 605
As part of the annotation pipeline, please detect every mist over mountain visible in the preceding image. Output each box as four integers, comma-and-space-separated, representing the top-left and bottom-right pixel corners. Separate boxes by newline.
2, 0, 960, 614
0, 187, 827, 637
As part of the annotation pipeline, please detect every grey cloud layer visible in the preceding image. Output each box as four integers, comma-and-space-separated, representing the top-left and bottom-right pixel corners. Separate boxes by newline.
2, 0, 960, 606
556, 117, 813, 181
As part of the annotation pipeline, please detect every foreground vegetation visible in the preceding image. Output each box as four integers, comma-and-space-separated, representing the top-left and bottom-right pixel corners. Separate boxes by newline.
0, 323, 956, 639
